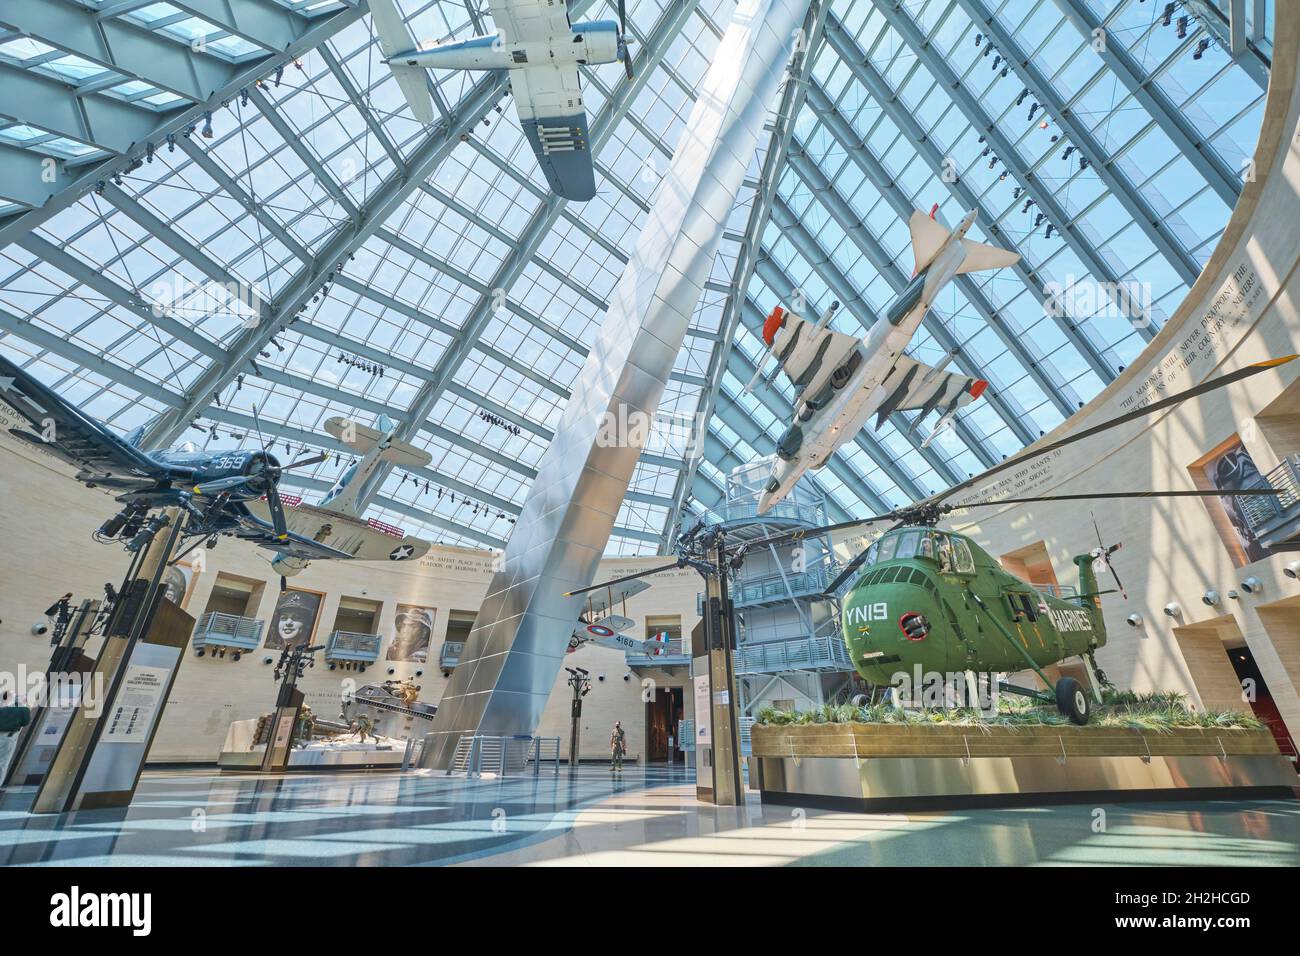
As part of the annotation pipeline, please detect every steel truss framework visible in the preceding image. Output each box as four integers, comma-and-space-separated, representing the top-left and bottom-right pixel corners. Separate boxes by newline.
0, 0, 1269, 555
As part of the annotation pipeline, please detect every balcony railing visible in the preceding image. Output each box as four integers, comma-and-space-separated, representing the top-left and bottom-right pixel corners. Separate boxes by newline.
1237, 455, 1300, 539
734, 635, 853, 674
325, 630, 381, 662
192, 611, 264, 651
439, 640, 465, 672
732, 568, 835, 608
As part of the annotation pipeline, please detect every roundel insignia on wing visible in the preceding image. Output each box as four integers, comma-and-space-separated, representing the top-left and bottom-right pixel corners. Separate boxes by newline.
586, 623, 614, 638
389, 544, 416, 561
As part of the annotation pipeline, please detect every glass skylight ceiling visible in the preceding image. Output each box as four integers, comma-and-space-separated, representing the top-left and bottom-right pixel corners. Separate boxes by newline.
0, 0, 1272, 556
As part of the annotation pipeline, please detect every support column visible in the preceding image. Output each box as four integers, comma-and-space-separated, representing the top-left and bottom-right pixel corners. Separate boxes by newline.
421, 0, 810, 769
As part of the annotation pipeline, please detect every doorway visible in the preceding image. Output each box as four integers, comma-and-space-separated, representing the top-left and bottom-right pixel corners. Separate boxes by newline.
645, 686, 684, 763
1227, 643, 1299, 772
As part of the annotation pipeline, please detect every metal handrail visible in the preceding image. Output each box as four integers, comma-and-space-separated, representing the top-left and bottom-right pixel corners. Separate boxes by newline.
326, 629, 380, 659
734, 634, 852, 674
194, 611, 264, 640
732, 567, 836, 606
1237, 455, 1300, 529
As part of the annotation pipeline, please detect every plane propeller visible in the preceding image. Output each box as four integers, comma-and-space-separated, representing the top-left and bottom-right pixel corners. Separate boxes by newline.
191, 404, 327, 540
616, 0, 634, 81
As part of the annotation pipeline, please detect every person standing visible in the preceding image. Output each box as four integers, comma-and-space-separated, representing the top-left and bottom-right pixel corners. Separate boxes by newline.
609, 720, 626, 773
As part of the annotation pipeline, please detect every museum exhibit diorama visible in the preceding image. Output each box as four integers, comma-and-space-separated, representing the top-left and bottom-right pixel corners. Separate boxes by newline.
0, 0, 1299, 899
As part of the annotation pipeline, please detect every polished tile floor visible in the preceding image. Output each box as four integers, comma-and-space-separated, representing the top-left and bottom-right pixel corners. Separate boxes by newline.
0, 765, 1296, 866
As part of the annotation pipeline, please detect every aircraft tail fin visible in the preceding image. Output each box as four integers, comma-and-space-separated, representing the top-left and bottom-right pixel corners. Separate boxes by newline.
956, 238, 1020, 274
908, 207, 951, 275
369, 0, 436, 124
124, 425, 146, 448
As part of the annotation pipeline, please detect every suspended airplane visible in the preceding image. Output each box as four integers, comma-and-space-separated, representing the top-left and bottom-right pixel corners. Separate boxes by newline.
369, 0, 635, 201
569, 578, 672, 658
246, 415, 433, 580
0, 353, 348, 568
572, 356, 1297, 723
748, 205, 1020, 514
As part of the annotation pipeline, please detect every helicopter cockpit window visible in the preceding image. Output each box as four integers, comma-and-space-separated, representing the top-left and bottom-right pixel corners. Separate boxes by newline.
893, 531, 922, 560
874, 535, 898, 564
928, 533, 954, 573
951, 538, 975, 574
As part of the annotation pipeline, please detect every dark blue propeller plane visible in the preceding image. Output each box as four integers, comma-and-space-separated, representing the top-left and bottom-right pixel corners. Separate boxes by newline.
0, 353, 351, 568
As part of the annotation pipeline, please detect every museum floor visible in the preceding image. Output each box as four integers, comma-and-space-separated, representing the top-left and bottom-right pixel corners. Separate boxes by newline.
0, 766, 1296, 866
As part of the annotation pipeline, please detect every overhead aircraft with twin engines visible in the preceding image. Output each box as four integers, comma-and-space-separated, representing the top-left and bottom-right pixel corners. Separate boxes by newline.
748, 206, 1020, 514
246, 415, 433, 580
0, 353, 366, 569
370, 0, 635, 200
568, 578, 671, 658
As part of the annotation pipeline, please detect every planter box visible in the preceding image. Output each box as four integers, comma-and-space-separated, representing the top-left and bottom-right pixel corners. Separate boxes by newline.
751, 721, 1282, 760
749, 722, 1298, 813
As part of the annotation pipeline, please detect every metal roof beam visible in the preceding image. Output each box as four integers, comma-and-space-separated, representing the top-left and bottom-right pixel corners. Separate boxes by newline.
0, 1, 364, 249
1051, 0, 1242, 206
661, 0, 831, 545
809, 32, 1119, 388
356, 0, 702, 509
134, 68, 512, 449
944, 0, 1203, 285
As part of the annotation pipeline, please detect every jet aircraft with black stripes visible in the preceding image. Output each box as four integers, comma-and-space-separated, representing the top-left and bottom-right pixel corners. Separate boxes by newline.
747, 205, 1020, 514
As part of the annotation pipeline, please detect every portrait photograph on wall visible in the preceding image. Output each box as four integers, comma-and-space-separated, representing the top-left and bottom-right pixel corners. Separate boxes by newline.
387, 604, 436, 662
1197, 439, 1279, 565
265, 589, 324, 651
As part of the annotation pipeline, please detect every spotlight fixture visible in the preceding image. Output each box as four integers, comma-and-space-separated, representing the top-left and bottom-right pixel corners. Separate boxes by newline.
1201, 589, 1221, 607
1125, 613, 1143, 628
1284, 560, 1300, 579
1162, 602, 1182, 619
201, 111, 214, 139
1241, 576, 1263, 595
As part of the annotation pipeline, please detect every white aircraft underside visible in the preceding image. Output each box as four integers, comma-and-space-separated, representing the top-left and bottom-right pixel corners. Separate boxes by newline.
370, 0, 630, 201
754, 208, 1019, 514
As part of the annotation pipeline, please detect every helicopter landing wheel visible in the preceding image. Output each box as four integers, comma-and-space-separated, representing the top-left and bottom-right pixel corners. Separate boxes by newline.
1055, 676, 1090, 725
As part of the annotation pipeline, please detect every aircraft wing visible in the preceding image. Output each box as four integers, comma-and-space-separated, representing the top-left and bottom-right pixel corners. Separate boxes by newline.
246, 499, 431, 564
508, 63, 597, 201
487, 0, 572, 43
874, 355, 988, 429
0, 353, 161, 482
760, 306, 862, 398
581, 578, 651, 619
228, 509, 355, 561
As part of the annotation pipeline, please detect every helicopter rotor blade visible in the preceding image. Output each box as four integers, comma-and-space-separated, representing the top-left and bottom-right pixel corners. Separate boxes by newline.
822, 549, 875, 597
564, 560, 683, 598
948, 487, 1284, 508
928, 356, 1296, 513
